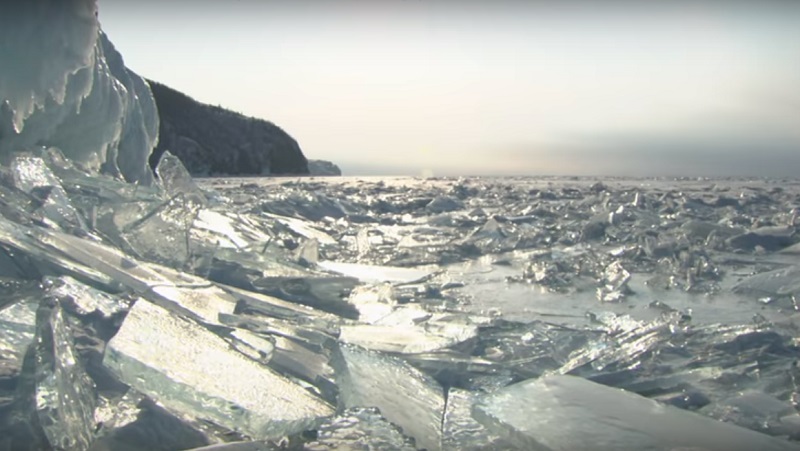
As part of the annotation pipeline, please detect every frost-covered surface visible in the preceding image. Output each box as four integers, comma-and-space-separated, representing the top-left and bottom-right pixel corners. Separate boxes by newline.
0, 0, 158, 185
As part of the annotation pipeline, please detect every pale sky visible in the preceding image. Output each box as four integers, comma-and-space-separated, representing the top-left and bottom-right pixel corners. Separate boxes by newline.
99, 0, 800, 177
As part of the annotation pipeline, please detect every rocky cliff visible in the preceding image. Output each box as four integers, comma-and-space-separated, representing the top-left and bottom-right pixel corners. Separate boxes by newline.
147, 80, 309, 177
308, 159, 343, 176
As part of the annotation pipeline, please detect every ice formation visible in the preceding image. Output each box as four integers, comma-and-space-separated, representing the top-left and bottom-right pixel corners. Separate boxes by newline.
2, 1, 800, 450
0, 0, 157, 185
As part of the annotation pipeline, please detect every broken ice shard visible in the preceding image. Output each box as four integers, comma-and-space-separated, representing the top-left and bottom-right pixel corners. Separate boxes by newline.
42, 275, 128, 319
103, 299, 333, 439
155, 151, 207, 205
443, 388, 511, 450
597, 260, 632, 302
93, 391, 226, 451
318, 260, 433, 284
0, 289, 39, 380
702, 391, 800, 439
733, 265, 800, 300
0, 221, 235, 324
425, 195, 464, 213
9, 154, 88, 232
461, 217, 519, 255
304, 407, 417, 451
333, 344, 445, 451
250, 276, 359, 319
118, 193, 204, 268
2, 298, 97, 451
728, 225, 796, 252
294, 238, 319, 265
185, 442, 276, 451
338, 311, 478, 354
473, 375, 797, 451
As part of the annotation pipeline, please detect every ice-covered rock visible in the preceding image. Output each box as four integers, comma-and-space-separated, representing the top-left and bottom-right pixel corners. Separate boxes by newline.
0, 1, 158, 184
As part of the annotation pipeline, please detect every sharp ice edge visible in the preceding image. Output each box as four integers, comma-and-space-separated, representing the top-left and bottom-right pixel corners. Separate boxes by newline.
333, 344, 446, 451
473, 375, 799, 451
103, 299, 333, 439
2, 298, 97, 450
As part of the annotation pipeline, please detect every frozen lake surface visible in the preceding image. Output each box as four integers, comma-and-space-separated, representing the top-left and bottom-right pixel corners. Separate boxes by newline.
2, 158, 800, 450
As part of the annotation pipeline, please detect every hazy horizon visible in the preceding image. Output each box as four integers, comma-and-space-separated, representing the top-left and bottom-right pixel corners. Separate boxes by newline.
99, 1, 800, 177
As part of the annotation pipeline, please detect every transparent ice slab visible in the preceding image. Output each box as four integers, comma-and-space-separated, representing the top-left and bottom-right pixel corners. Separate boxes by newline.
443, 388, 511, 450
304, 407, 417, 451
250, 276, 359, 319
3, 299, 97, 450
318, 260, 433, 284
43, 275, 129, 319
268, 335, 337, 402
218, 313, 334, 352
155, 151, 207, 205
217, 312, 338, 399
473, 375, 798, 451
339, 310, 478, 354
333, 344, 445, 451
221, 283, 339, 329
118, 193, 204, 268
260, 212, 337, 245
0, 290, 39, 380
0, 219, 235, 324
733, 265, 800, 300
702, 391, 800, 439
104, 300, 334, 439
192, 209, 270, 250
8, 154, 88, 232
